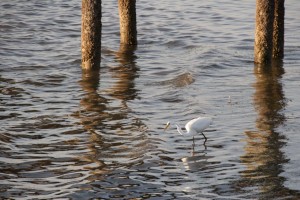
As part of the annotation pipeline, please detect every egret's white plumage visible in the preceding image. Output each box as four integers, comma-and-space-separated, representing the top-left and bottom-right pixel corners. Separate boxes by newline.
164, 117, 212, 142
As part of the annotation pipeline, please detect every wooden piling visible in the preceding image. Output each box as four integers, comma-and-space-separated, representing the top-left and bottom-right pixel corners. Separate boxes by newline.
254, 0, 275, 64
81, 0, 102, 70
273, 0, 285, 60
118, 0, 137, 45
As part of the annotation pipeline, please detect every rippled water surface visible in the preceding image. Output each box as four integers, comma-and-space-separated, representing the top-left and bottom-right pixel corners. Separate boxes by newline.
1, 0, 300, 199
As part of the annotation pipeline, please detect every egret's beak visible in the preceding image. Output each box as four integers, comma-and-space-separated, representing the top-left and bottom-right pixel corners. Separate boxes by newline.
164, 122, 170, 131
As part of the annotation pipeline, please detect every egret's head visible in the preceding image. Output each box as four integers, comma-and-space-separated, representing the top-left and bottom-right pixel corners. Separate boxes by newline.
164, 121, 171, 131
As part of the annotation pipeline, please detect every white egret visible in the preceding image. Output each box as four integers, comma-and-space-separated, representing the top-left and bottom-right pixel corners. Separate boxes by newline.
164, 117, 212, 144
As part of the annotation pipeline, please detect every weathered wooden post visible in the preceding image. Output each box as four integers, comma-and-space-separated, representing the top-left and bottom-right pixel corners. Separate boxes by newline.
81, 0, 102, 70
254, 0, 275, 64
273, 0, 284, 60
118, 0, 137, 45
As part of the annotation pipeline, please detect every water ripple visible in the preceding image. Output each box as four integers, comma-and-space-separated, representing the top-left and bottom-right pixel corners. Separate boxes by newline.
1, 0, 300, 199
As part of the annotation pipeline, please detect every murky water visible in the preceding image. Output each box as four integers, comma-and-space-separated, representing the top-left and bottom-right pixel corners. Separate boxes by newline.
1, 0, 300, 199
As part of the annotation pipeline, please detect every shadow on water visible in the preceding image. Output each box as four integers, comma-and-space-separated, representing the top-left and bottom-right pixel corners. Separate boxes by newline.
235, 61, 300, 198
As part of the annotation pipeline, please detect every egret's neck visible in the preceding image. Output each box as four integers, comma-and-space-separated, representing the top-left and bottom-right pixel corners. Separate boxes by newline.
175, 124, 186, 135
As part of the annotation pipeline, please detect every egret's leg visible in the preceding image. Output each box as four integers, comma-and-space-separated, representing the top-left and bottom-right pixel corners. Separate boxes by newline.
201, 132, 208, 149
201, 132, 207, 141
191, 141, 195, 156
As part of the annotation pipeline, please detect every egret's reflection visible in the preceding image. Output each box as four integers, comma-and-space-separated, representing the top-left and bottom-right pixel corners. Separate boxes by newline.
180, 143, 213, 171
181, 150, 213, 171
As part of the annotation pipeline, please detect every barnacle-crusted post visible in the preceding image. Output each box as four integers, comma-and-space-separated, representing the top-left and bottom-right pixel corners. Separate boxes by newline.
118, 0, 137, 45
81, 0, 102, 70
254, 0, 275, 64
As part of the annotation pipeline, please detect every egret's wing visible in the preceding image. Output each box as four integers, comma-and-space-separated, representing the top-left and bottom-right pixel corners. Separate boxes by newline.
186, 117, 212, 133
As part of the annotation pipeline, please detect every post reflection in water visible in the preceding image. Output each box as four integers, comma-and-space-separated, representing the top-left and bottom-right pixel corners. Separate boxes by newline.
238, 61, 298, 198
77, 68, 110, 176
108, 44, 139, 102
75, 43, 150, 188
